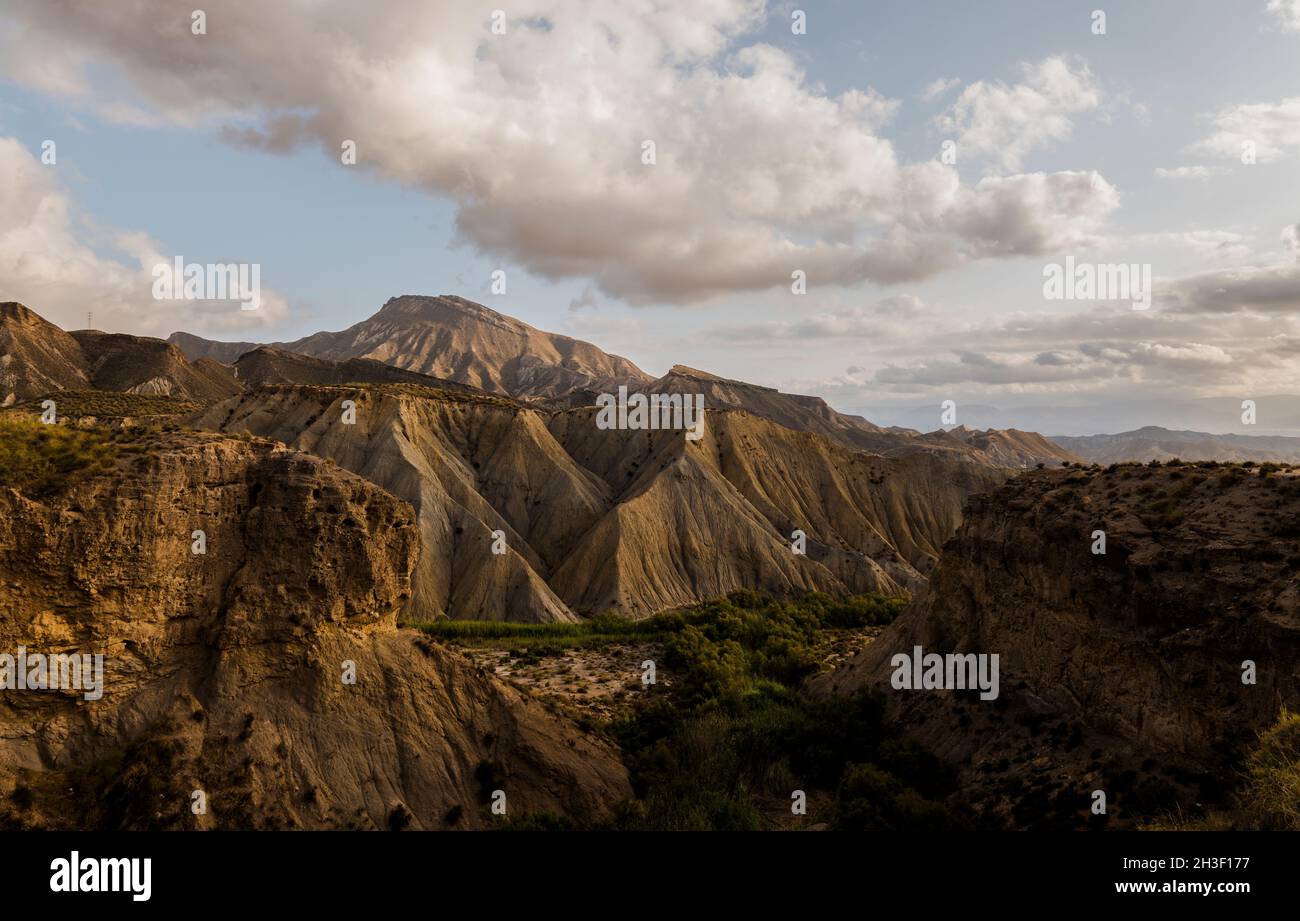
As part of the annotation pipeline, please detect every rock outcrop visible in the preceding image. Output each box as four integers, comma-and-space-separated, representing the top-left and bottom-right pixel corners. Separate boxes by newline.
814, 464, 1300, 826
0, 430, 629, 829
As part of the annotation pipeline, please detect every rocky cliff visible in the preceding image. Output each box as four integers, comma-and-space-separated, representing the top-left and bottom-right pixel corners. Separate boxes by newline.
813, 462, 1300, 827
0, 427, 629, 829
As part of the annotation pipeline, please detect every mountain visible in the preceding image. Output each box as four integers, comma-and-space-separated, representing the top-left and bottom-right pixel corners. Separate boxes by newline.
813, 462, 1300, 828
0, 426, 629, 829
167, 330, 262, 364
876, 397, 1300, 439
1053, 426, 1300, 464
0, 302, 241, 406
193, 384, 1006, 621
69, 330, 240, 403
171, 295, 1074, 467
912, 425, 1080, 467
647, 364, 892, 451
232, 345, 482, 393
0, 302, 93, 404
170, 295, 656, 400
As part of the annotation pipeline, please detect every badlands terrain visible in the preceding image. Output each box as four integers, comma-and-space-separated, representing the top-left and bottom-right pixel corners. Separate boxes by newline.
1, 296, 1296, 830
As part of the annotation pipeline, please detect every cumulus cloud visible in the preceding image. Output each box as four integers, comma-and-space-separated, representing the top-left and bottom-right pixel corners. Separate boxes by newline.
1268, 0, 1300, 31
0, 1, 1119, 304
0, 137, 288, 336
1189, 97, 1300, 162
935, 56, 1101, 171
788, 229, 1300, 403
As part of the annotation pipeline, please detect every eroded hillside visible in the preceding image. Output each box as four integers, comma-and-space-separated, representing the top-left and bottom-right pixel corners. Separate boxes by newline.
0, 302, 241, 407
813, 461, 1300, 828
193, 384, 1006, 621
0, 424, 629, 830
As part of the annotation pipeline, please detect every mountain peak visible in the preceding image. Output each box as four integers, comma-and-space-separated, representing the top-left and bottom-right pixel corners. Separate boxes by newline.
666, 364, 726, 382
0, 301, 50, 327
376, 294, 524, 329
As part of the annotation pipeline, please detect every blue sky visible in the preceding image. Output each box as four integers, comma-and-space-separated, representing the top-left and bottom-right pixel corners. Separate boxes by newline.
2, 0, 1299, 431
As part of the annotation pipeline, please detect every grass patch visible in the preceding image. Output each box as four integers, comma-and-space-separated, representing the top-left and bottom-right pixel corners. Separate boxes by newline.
0, 416, 122, 497
1242, 707, 1300, 830
7, 390, 198, 419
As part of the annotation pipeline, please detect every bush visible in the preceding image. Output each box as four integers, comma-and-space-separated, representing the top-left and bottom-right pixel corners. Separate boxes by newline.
1242, 708, 1300, 830
598, 592, 946, 831
833, 762, 959, 831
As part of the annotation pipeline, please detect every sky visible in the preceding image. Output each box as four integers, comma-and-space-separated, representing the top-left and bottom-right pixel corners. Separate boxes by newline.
2, 0, 1300, 433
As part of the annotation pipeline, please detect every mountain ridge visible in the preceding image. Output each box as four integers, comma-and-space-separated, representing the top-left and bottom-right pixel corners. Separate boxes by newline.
166, 294, 1075, 468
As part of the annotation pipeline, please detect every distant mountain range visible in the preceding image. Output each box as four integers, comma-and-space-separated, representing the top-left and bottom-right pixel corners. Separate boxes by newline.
876, 399, 1300, 440
163, 294, 1076, 468
1054, 426, 1300, 464
0, 302, 239, 405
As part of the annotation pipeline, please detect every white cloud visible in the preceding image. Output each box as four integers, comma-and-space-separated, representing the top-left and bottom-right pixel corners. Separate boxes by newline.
935, 56, 1101, 171
0, 2, 1119, 305
748, 227, 1300, 404
1283, 223, 1300, 258
1189, 97, 1300, 162
1268, 0, 1300, 31
0, 137, 287, 336
921, 77, 960, 102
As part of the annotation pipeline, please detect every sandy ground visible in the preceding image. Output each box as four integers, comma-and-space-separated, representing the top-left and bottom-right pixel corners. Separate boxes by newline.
456, 642, 668, 722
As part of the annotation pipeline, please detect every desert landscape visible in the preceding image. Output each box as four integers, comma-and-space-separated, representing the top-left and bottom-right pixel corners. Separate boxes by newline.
0, 4, 1297, 877
1, 294, 1297, 833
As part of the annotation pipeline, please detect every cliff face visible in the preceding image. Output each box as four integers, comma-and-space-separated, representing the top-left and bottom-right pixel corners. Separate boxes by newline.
814, 464, 1300, 826
0, 431, 629, 829
193, 385, 1006, 621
